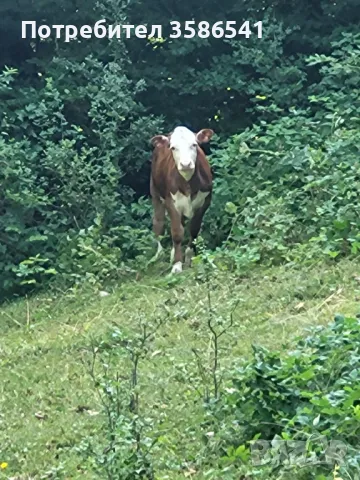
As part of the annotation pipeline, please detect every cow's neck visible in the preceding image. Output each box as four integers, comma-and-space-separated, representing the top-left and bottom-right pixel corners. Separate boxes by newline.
178, 170, 194, 182
174, 168, 203, 198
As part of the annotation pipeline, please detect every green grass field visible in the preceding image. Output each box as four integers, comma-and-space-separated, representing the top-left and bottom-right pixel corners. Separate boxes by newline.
1, 258, 360, 479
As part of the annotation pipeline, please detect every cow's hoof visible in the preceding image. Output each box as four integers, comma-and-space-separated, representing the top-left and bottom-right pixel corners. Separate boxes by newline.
171, 262, 183, 274
184, 247, 194, 267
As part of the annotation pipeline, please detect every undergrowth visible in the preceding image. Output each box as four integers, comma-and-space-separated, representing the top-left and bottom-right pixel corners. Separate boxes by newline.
1, 257, 360, 479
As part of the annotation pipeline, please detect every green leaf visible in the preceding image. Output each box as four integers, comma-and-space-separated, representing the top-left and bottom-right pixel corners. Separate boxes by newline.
225, 202, 237, 215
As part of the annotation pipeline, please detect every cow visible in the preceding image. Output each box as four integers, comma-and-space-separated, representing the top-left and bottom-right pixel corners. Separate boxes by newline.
150, 126, 214, 274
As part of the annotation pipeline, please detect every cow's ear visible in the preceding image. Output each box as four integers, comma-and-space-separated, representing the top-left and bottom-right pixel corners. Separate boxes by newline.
196, 129, 214, 144
150, 135, 169, 148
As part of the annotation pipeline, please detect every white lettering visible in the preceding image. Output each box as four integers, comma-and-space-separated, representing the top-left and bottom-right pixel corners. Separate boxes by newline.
94, 19, 107, 38
135, 25, 147, 38
38, 25, 51, 39
22, 21, 36, 39
238, 21, 251, 38
80, 25, 92, 38
65, 25, 78, 42
212, 21, 224, 38
169, 21, 181, 38
52, 25, 65, 38
22, 20, 258, 43
148, 25, 162, 38
122, 24, 134, 38
108, 25, 121, 38
198, 21, 210, 38
254, 21, 263, 38
184, 20, 196, 38
225, 21, 237, 38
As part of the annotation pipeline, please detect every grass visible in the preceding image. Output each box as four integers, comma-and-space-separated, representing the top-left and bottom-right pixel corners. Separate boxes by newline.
1, 257, 360, 479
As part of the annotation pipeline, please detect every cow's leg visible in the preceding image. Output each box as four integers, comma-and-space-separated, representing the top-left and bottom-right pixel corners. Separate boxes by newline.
170, 215, 185, 264
185, 195, 211, 267
166, 201, 184, 274
151, 195, 165, 261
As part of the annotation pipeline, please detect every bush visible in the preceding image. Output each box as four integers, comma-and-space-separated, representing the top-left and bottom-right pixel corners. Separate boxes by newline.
0, 59, 160, 298
205, 32, 360, 268
220, 314, 360, 479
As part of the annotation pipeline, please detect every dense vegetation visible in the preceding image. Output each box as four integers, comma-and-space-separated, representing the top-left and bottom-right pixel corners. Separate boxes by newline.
1, 0, 360, 297
1, 0, 360, 479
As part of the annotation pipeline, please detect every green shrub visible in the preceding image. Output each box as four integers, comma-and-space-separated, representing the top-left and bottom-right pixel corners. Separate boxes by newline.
206, 33, 360, 268
221, 314, 360, 479
0, 59, 160, 298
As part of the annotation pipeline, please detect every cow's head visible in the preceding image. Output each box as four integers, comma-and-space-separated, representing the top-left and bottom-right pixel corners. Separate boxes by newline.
151, 126, 214, 179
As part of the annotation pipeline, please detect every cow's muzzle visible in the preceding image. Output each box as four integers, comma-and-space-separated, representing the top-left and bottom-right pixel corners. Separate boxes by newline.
179, 163, 194, 171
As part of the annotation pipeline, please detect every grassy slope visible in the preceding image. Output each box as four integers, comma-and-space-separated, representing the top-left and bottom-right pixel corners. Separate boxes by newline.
1, 258, 360, 479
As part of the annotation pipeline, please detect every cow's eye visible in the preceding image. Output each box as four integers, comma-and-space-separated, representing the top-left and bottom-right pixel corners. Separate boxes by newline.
192, 143, 197, 148
171, 146, 176, 150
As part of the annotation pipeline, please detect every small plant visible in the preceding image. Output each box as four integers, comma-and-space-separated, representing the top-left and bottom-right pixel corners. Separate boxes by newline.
12, 254, 57, 286
79, 313, 166, 479
191, 238, 239, 403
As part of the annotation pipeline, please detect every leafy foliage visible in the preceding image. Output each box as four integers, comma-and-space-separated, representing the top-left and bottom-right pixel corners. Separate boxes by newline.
1, 0, 360, 297
0, 0, 161, 298
221, 314, 360, 479
205, 32, 360, 268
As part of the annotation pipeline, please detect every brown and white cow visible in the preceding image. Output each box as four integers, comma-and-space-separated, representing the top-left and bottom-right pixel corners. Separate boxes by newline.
150, 126, 214, 274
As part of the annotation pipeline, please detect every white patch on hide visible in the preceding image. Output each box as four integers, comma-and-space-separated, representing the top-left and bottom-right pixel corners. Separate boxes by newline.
171, 191, 209, 219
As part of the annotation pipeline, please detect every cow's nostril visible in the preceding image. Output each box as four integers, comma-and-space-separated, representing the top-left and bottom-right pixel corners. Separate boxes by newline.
181, 163, 192, 170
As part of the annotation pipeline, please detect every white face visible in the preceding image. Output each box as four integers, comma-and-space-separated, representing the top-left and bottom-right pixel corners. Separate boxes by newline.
169, 127, 198, 178
151, 126, 214, 181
